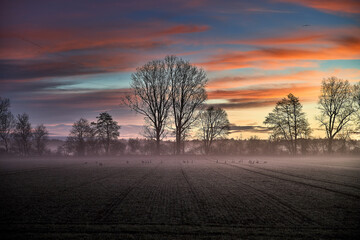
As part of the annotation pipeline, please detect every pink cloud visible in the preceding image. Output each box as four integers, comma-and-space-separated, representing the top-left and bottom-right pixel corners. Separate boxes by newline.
274, 0, 360, 14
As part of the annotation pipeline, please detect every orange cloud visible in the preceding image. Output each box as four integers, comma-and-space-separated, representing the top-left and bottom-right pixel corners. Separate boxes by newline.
274, 0, 360, 14
228, 34, 325, 45
206, 84, 319, 109
194, 26, 360, 71
206, 68, 360, 110
207, 70, 319, 89
157, 24, 209, 35
208, 69, 360, 90
208, 85, 318, 100
206, 100, 277, 109
202, 35, 360, 71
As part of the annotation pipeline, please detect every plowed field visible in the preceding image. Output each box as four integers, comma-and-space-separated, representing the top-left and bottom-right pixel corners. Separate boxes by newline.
1, 155, 359, 239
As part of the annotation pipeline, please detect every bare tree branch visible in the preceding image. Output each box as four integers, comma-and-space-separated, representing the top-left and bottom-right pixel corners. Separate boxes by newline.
316, 77, 356, 153
198, 106, 230, 155
169, 56, 208, 155
125, 59, 172, 155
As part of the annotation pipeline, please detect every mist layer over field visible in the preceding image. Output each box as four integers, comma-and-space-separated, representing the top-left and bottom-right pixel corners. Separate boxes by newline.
1, 156, 359, 239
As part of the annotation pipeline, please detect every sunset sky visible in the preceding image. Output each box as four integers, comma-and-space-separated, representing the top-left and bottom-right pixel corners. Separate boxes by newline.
1, 0, 359, 139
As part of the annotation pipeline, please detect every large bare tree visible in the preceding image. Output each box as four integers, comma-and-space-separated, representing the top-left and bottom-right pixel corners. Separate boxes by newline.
198, 106, 230, 155
0, 97, 15, 152
264, 93, 311, 155
316, 77, 356, 153
169, 56, 207, 155
126, 59, 172, 155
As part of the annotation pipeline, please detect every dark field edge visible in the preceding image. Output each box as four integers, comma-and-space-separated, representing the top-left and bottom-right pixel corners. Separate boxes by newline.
244, 163, 360, 190
205, 157, 360, 200
1, 223, 359, 240
0, 156, 149, 176
0, 164, 82, 176
214, 156, 360, 189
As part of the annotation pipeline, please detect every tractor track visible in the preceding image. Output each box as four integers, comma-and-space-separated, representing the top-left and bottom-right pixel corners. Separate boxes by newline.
207, 165, 321, 226
53, 161, 148, 194
194, 161, 320, 226
181, 163, 265, 225
94, 162, 161, 223
180, 164, 249, 224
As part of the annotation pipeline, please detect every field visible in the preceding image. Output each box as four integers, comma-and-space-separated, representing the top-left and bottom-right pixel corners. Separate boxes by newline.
1, 155, 359, 239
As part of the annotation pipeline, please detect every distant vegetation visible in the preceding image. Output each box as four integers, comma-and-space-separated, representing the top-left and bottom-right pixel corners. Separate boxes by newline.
264, 93, 311, 155
1, 57, 359, 157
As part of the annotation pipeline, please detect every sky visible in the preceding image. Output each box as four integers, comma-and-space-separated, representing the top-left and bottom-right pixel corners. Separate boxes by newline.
1, 0, 359, 139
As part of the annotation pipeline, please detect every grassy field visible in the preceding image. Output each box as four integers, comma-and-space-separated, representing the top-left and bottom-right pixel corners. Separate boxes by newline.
1, 155, 359, 239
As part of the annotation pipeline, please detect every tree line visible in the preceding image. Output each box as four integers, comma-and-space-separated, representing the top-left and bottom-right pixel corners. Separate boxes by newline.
126, 56, 359, 155
1, 56, 359, 156
264, 77, 360, 154
64, 113, 121, 156
0, 100, 48, 156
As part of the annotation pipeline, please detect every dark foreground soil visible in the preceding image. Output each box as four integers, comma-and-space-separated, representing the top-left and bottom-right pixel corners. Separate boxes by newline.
1, 155, 359, 239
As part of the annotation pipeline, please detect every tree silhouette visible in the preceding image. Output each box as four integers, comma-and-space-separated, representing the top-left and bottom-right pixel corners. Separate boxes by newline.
316, 77, 356, 153
86, 124, 100, 156
264, 93, 311, 155
33, 124, 49, 156
0, 97, 15, 152
13, 113, 32, 156
92, 112, 120, 155
66, 118, 93, 156
169, 56, 207, 155
128, 138, 141, 153
126, 58, 172, 155
354, 82, 360, 128
198, 106, 230, 155
110, 140, 126, 155
247, 136, 262, 155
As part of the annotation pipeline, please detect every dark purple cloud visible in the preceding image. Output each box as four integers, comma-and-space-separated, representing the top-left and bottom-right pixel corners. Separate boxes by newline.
229, 124, 270, 133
